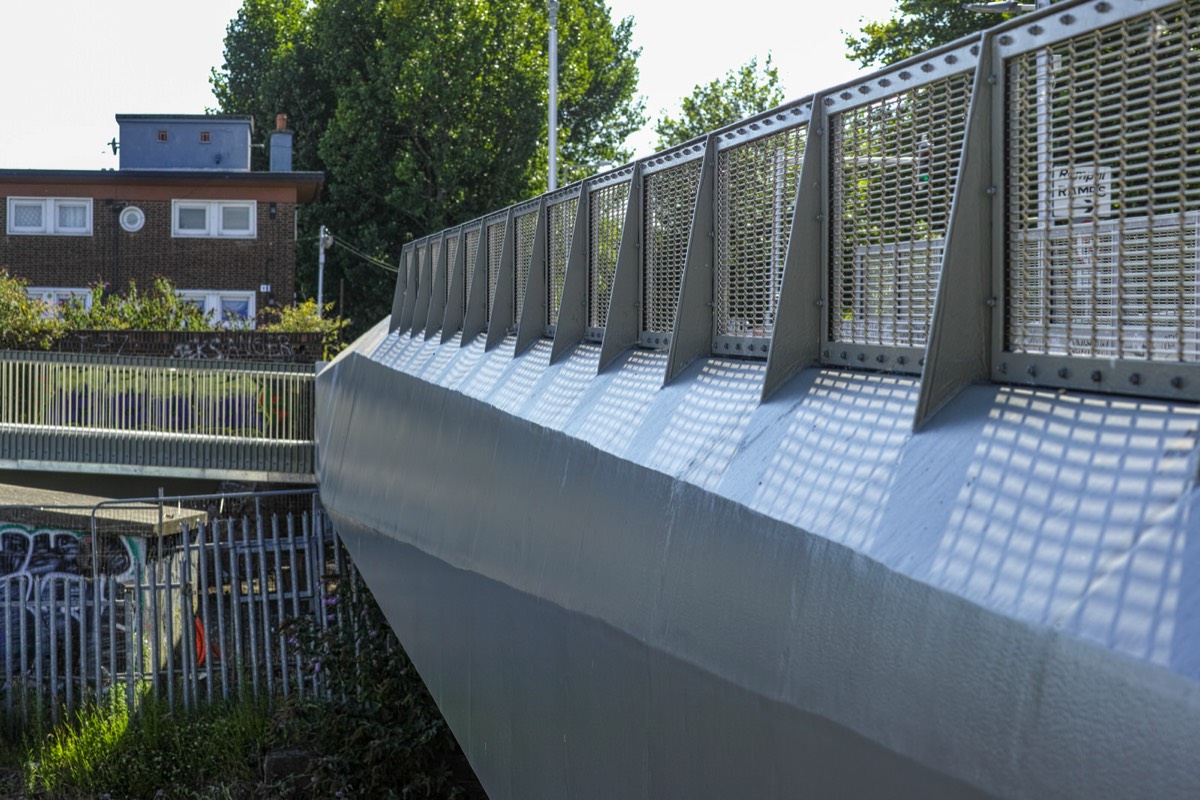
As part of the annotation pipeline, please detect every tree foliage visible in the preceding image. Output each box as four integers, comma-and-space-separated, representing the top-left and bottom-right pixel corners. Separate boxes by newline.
0, 269, 64, 350
60, 278, 217, 331
654, 55, 784, 150
212, 0, 645, 337
843, 0, 1015, 68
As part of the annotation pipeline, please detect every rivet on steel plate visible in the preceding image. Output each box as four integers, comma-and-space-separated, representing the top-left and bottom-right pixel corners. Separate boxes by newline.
1058, 367, 1069, 378
857, 353, 866, 361
823, 349, 831, 358
988, 74, 998, 85
998, 362, 1007, 374
1171, 376, 1184, 389
815, 298, 824, 307
986, 296, 997, 307
876, 354, 886, 363
999, 35, 1013, 45
840, 351, 848, 360
897, 356, 907, 365
1095, 1, 1111, 11
1060, 13, 1075, 24
815, 213, 824, 221
1091, 370, 1103, 382
1026, 364, 1037, 377
986, 186, 998, 195
1029, 25, 1043, 35
1129, 373, 1141, 386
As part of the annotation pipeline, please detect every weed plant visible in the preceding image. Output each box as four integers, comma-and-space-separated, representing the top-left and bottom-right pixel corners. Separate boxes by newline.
271, 574, 486, 799
19, 689, 269, 799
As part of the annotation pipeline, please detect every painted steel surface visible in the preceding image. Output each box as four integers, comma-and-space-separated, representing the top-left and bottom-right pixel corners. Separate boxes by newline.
317, 319, 1200, 799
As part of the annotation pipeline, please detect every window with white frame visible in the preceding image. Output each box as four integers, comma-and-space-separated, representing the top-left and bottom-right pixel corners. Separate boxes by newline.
7, 198, 93, 235
171, 200, 256, 238
26, 287, 93, 316
177, 290, 256, 327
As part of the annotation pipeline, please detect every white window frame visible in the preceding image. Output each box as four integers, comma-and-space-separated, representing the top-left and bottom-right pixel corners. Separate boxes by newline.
26, 287, 93, 317
7, 197, 93, 236
171, 200, 256, 239
176, 290, 257, 328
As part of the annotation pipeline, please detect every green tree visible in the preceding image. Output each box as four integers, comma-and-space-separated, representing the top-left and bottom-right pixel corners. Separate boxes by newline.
653, 55, 784, 150
843, 0, 1016, 68
212, 0, 645, 337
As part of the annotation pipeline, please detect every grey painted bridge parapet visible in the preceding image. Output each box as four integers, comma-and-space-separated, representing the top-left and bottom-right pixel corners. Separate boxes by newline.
317, 318, 1200, 799
0, 350, 316, 482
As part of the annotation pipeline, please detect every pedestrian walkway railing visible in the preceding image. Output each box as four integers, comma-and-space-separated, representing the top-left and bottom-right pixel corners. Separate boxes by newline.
0, 350, 316, 481
391, 0, 1200, 426
0, 489, 348, 734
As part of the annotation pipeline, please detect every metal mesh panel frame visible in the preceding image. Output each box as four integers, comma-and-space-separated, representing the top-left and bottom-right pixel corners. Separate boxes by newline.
587, 168, 634, 341
641, 143, 706, 346
713, 102, 812, 356
822, 40, 980, 373
442, 233, 460, 307
513, 204, 539, 330
391, 243, 414, 330
545, 187, 581, 335
463, 223, 482, 314
485, 214, 506, 324
993, 0, 1200, 399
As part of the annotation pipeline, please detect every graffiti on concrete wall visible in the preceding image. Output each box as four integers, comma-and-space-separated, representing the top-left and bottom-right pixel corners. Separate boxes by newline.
0, 523, 138, 672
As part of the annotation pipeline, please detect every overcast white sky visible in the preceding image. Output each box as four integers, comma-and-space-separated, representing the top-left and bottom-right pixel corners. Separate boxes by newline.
0, 0, 898, 171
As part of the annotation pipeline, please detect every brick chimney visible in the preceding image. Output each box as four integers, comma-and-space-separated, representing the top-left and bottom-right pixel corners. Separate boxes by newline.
269, 113, 293, 172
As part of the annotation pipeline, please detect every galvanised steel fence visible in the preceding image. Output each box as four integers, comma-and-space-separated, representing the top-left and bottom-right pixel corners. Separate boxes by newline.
0, 490, 347, 735
390, 0, 1200, 426
0, 350, 316, 481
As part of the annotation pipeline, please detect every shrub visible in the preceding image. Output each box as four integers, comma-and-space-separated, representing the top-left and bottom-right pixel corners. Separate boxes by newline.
259, 299, 348, 359
274, 575, 485, 799
0, 268, 65, 350
60, 278, 219, 331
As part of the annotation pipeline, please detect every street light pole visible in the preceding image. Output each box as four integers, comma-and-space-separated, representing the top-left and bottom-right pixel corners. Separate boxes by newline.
548, 0, 559, 191
317, 225, 330, 318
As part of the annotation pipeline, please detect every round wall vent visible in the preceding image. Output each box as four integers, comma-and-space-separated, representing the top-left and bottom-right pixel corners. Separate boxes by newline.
119, 206, 145, 233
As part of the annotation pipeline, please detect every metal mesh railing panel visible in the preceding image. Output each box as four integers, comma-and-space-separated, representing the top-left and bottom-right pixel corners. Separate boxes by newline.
589, 181, 630, 331
829, 72, 973, 347
643, 159, 703, 337
548, 197, 578, 327
464, 228, 480, 310
430, 240, 441, 287
515, 211, 538, 325
415, 244, 427, 298
1006, 2, 1200, 362
444, 234, 459, 305
486, 219, 505, 323
403, 248, 414, 295
716, 126, 806, 340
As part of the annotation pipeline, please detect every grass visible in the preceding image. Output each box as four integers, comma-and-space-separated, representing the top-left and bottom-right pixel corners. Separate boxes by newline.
6, 689, 270, 799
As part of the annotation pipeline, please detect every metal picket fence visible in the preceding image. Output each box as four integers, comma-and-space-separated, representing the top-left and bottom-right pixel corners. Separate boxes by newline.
0, 489, 349, 735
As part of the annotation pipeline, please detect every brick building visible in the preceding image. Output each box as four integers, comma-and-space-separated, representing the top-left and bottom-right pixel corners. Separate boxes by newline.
0, 114, 323, 325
